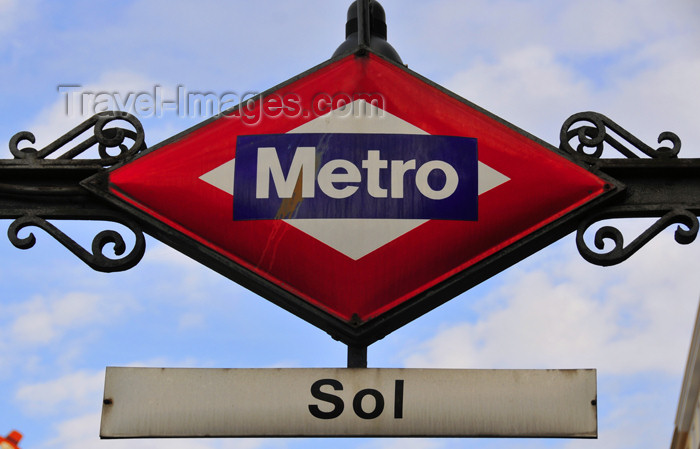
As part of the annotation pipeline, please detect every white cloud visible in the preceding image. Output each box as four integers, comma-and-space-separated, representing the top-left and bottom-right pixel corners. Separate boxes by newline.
40, 412, 285, 449
3, 70, 165, 159
404, 232, 699, 375
565, 385, 679, 449
444, 40, 700, 159
0, 0, 23, 35
142, 242, 199, 267
444, 45, 591, 140
8, 292, 120, 346
178, 312, 206, 330
553, 0, 679, 54
15, 370, 104, 416
10, 301, 56, 344
604, 55, 700, 157
409, 0, 700, 154
5, 292, 130, 346
0, 0, 16, 12
41, 412, 101, 449
409, 0, 699, 58
139, 243, 237, 306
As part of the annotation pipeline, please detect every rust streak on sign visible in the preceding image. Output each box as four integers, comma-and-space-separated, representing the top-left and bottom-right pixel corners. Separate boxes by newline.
275, 175, 307, 220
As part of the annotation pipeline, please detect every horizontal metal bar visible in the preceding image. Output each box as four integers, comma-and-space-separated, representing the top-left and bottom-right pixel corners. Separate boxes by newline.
596, 158, 700, 215
0, 161, 113, 214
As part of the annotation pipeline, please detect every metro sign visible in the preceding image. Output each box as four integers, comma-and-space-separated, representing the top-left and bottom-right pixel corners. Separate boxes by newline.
233, 133, 478, 221
84, 52, 619, 344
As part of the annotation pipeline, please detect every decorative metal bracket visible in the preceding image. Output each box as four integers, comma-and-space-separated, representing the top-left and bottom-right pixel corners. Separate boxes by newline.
1, 109, 698, 273
9, 111, 145, 166
0, 111, 147, 272
560, 111, 681, 160
8, 213, 146, 272
561, 111, 700, 266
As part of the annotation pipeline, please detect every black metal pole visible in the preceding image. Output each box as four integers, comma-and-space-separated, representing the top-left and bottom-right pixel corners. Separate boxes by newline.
347, 344, 368, 368
357, 0, 371, 49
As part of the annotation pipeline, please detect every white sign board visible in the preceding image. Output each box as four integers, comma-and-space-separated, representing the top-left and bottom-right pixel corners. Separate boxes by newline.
100, 367, 597, 438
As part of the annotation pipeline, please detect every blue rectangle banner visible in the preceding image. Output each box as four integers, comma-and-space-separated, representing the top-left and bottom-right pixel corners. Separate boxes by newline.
233, 133, 478, 221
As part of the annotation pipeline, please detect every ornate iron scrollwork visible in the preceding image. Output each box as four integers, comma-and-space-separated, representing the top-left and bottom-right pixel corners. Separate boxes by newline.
7, 214, 146, 272
2, 111, 148, 272
9, 111, 145, 166
561, 111, 699, 266
576, 208, 699, 266
560, 111, 681, 160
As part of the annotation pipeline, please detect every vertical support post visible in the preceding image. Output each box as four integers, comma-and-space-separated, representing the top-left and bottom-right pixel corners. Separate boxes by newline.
357, 0, 371, 49
347, 344, 368, 368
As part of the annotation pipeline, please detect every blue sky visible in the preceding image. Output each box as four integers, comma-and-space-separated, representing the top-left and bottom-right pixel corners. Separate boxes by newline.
1, 0, 700, 448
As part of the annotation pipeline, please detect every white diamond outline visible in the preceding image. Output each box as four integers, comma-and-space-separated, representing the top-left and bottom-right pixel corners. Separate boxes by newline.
199, 100, 509, 260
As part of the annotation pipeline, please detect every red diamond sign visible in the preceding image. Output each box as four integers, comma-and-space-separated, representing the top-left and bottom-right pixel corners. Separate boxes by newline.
84, 53, 618, 344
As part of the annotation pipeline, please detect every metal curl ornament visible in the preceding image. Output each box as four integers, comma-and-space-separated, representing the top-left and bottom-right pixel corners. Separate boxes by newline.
576, 209, 699, 266
9, 111, 146, 166
560, 111, 681, 161
8, 214, 146, 272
